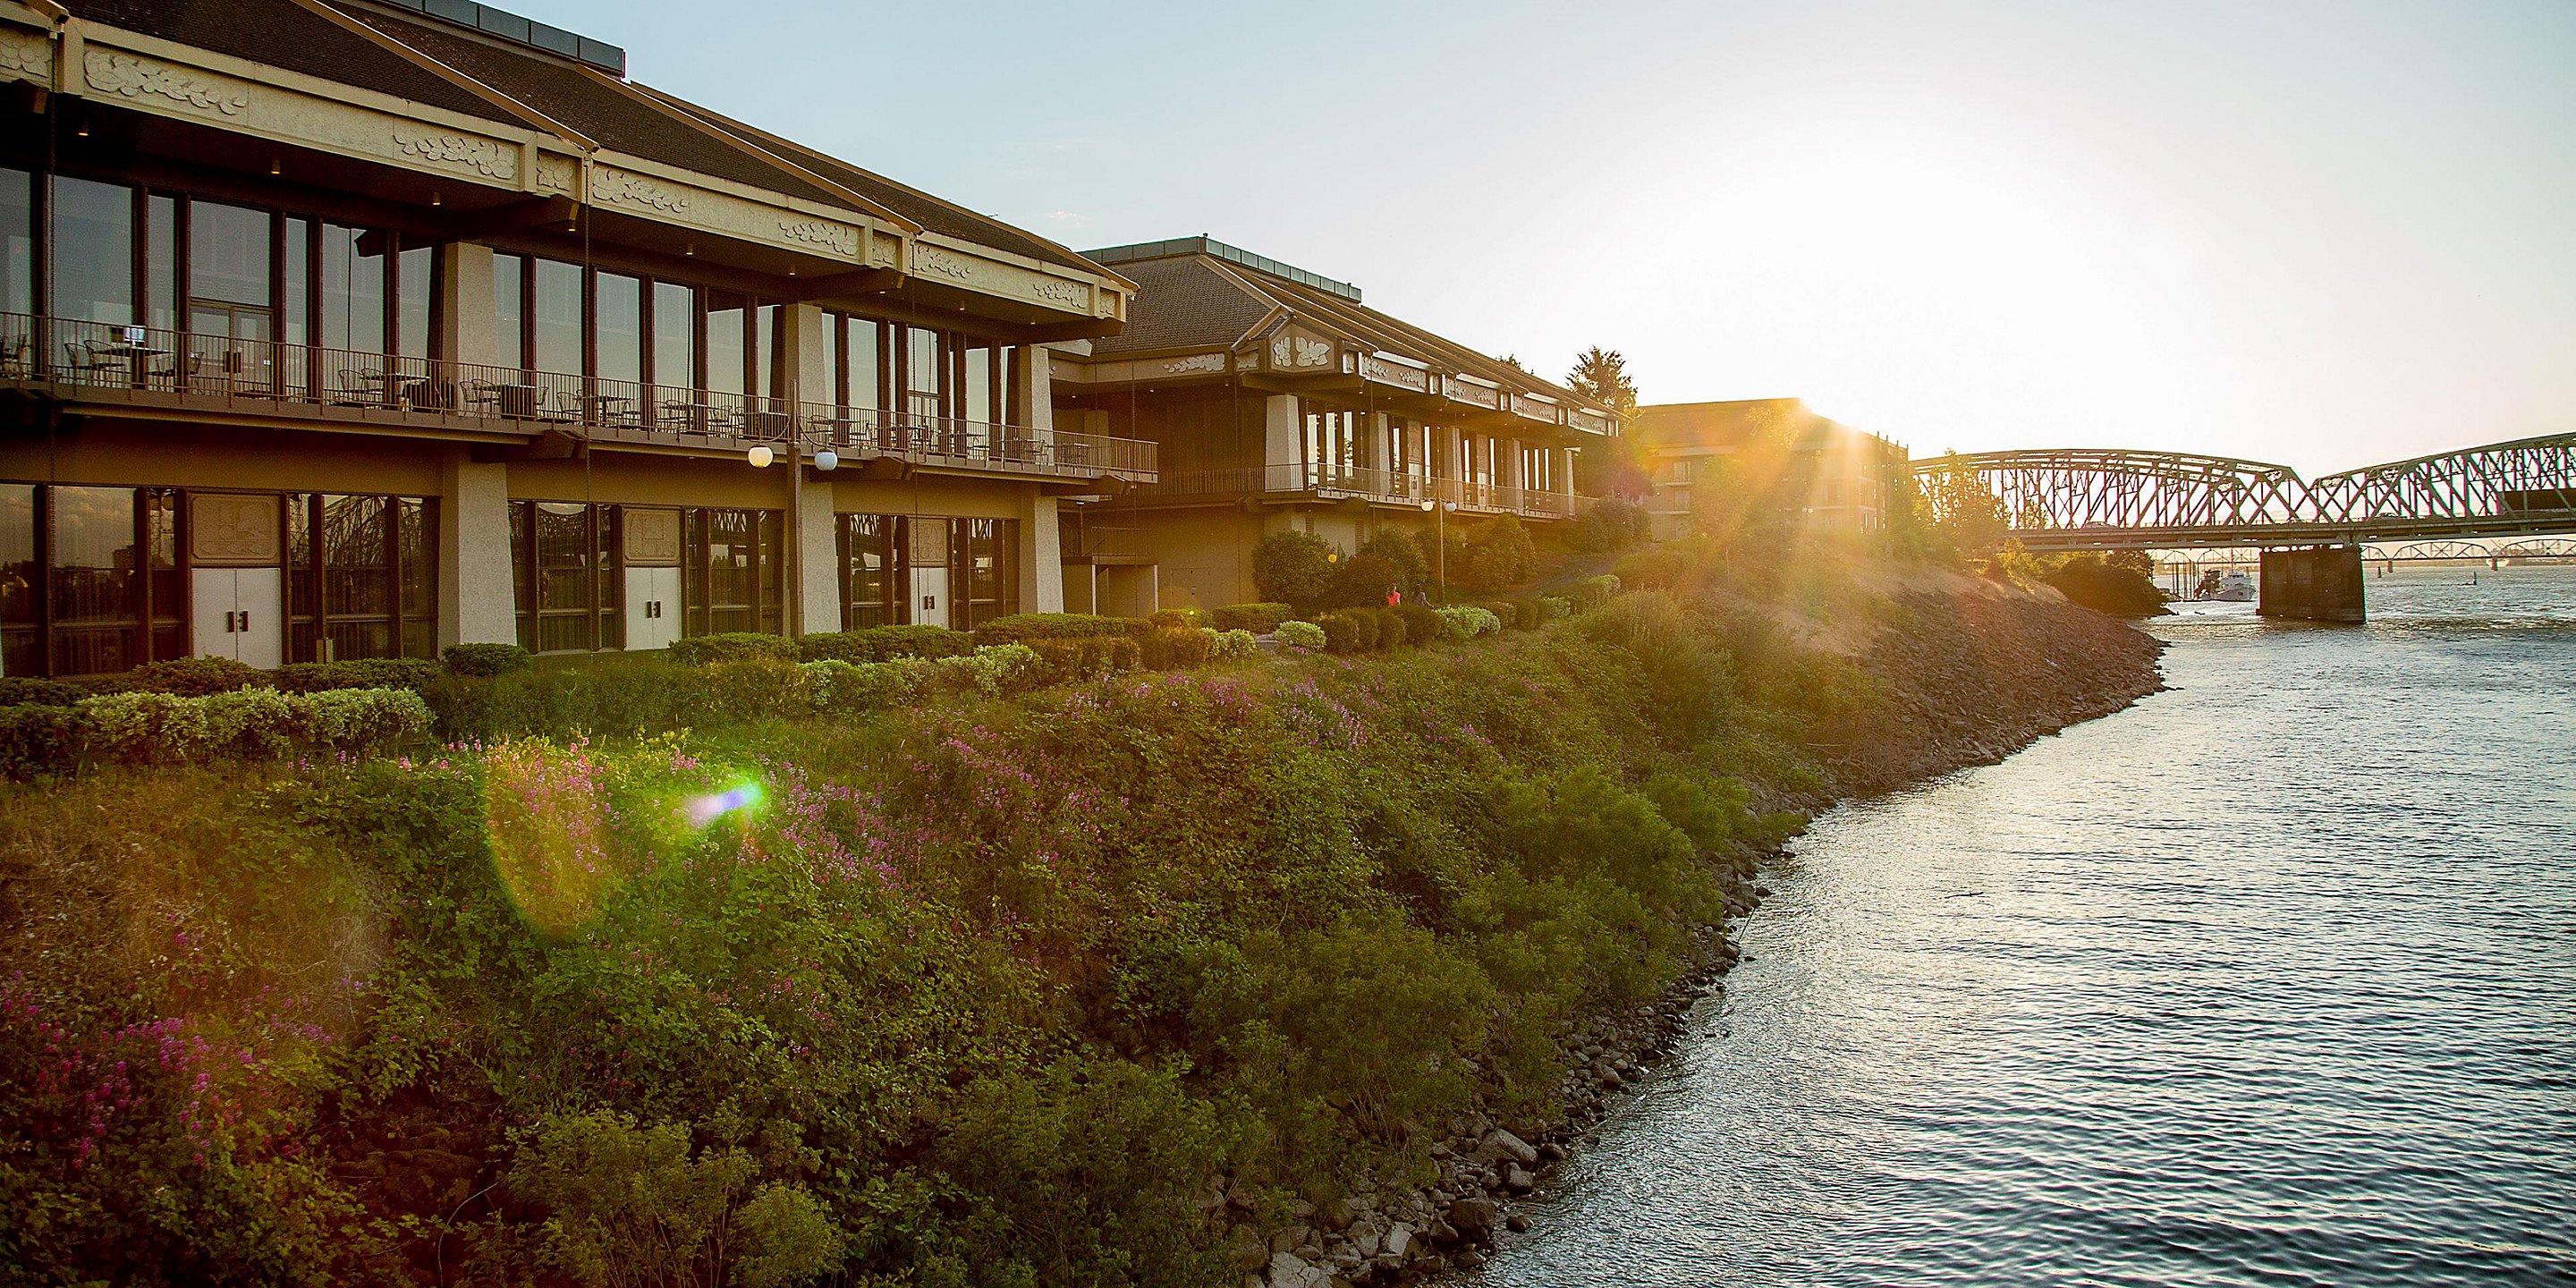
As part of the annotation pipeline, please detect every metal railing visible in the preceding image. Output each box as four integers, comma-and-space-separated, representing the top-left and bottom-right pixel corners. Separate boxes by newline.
1127, 461, 1588, 521
0, 311, 1156, 481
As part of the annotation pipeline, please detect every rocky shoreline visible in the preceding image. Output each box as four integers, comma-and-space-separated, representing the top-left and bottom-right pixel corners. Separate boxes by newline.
1231, 588, 2167, 1288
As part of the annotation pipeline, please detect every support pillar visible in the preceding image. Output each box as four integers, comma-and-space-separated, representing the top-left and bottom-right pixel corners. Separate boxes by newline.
796, 475, 838, 634
438, 451, 516, 647
2257, 545, 2366, 623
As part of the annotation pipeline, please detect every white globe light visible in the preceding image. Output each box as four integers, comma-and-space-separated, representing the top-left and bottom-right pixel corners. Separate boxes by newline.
747, 445, 774, 468
813, 449, 839, 471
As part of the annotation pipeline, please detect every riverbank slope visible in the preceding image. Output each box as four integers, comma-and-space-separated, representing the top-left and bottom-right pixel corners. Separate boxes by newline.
0, 555, 2160, 1288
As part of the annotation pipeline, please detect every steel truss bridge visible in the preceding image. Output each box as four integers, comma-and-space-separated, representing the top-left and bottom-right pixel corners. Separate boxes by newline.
1910, 431, 2576, 551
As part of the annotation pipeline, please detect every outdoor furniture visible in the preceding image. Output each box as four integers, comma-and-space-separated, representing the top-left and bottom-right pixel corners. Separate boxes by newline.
583, 393, 635, 427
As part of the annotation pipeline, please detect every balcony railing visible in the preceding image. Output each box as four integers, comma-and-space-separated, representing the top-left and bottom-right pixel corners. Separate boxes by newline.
0, 312, 1155, 482
1125, 462, 1589, 521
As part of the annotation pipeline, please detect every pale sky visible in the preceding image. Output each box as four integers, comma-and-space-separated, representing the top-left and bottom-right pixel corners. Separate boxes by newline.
514, 0, 2573, 474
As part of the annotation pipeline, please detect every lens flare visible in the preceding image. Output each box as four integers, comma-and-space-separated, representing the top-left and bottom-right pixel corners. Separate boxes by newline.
683, 779, 766, 828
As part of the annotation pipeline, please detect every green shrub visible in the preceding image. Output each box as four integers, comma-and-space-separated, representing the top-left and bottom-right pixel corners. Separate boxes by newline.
1358, 529, 1432, 596
971, 613, 1144, 646
1251, 529, 1338, 612
665, 632, 799, 666
0, 704, 77, 777
1148, 607, 1206, 630
797, 624, 973, 663
1315, 608, 1378, 654
68, 686, 426, 764
1572, 497, 1651, 553
1506, 596, 1550, 630
801, 658, 927, 714
1208, 602, 1295, 633
1461, 514, 1538, 591
1024, 636, 1140, 684
0, 676, 85, 708
928, 644, 1052, 699
1394, 602, 1445, 648
1435, 606, 1503, 640
270, 657, 440, 694
1139, 625, 1214, 670
1274, 620, 1326, 651
1206, 628, 1259, 661
1474, 599, 1521, 630
702, 657, 814, 721
1328, 552, 1402, 610
1541, 594, 1575, 622
443, 641, 533, 676
511, 1112, 841, 1288
1368, 606, 1408, 648
91, 656, 265, 697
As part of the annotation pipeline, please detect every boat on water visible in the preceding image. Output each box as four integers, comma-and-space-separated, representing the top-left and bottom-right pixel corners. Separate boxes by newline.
2208, 570, 2256, 602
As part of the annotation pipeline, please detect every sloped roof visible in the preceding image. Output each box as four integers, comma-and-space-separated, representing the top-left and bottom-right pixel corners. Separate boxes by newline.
65, 0, 522, 124
1087, 245, 1610, 413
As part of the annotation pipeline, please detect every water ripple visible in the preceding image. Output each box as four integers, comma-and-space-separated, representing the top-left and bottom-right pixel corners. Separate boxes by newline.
1477, 568, 2576, 1288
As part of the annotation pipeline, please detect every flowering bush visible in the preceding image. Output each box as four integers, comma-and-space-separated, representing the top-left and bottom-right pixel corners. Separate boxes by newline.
1206, 628, 1259, 661
1436, 606, 1504, 640
1274, 620, 1327, 652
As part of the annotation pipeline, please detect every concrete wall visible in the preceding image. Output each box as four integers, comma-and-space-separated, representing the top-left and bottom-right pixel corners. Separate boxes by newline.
2258, 546, 2366, 623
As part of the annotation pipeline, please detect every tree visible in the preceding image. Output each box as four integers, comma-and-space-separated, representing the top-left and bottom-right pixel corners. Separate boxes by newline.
1563, 346, 1638, 415
1919, 452, 2010, 557
1251, 529, 1338, 614
1355, 529, 1430, 596
1460, 515, 1538, 592
1497, 354, 1530, 373
1574, 432, 1654, 503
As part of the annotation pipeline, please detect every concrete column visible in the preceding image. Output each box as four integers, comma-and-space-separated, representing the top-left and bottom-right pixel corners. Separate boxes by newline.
796, 475, 838, 634
1018, 344, 1055, 436
446, 242, 497, 368
1021, 487, 1063, 613
438, 450, 516, 647
1265, 394, 1301, 491
2257, 546, 2366, 623
785, 304, 827, 409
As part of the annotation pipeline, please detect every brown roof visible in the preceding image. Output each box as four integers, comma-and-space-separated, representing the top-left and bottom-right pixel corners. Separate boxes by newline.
1089, 247, 1611, 413
66, 0, 526, 125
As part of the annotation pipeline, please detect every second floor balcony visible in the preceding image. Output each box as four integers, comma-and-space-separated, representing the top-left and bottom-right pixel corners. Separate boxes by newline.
1120, 461, 1589, 522
0, 312, 1156, 485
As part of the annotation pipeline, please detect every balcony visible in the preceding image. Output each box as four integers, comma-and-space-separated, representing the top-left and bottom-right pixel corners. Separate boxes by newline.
0, 312, 1155, 484
1122, 462, 1590, 522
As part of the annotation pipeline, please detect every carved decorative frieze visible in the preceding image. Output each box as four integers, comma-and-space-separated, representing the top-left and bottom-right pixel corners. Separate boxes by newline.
86, 50, 249, 116
1163, 353, 1226, 376
392, 129, 516, 181
537, 154, 578, 192
622, 508, 681, 566
777, 218, 859, 257
1030, 278, 1089, 307
1365, 356, 1429, 389
592, 168, 689, 214
190, 494, 280, 566
914, 246, 976, 282
1270, 335, 1291, 367
0, 30, 48, 80
1291, 336, 1334, 367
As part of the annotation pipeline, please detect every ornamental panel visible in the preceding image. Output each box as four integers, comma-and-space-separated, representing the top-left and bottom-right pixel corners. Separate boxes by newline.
191, 493, 281, 566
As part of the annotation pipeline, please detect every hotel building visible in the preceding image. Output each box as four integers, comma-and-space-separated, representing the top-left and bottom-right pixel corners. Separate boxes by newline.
0, 0, 1151, 678
1631, 398, 1906, 540
1049, 238, 1617, 611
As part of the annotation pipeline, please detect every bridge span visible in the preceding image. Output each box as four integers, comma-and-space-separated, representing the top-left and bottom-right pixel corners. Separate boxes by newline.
1909, 431, 2576, 621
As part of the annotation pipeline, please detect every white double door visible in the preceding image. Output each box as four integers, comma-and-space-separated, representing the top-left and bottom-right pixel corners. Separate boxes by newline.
191, 567, 282, 669
625, 566, 681, 652
910, 565, 950, 628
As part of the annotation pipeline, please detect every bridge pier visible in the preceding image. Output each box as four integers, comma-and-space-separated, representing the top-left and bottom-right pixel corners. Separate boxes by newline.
2258, 545, 2366, 623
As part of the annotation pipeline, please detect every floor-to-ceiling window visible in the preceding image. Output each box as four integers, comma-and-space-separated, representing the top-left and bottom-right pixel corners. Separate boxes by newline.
285, 492, 439, 664
507, 501, 617, 654
951, 518, 1018, 630
835, 513, 903, 629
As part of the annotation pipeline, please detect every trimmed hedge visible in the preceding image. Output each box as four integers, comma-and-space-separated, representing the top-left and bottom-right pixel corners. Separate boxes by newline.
88, 657, 265, 697
1473, 600, 1520, 631
270, 657, 440, 694
1139, 626, 1214, 671
1436, 606, 1503, 640
666, 632, 800, 666
1274, 620, 1326, 652
1023, 635, 1141, 683
1315, 609, 1379, 655
970, 613, 1146, 646
1369, 606, 1408, 649
1207, 629, 1259, 661
2, 686, 431, 776
0, 677, 85, 708
797, 625, 974, 664
1208, 602, 1295, 634
1394, 603, 1445, 648
442, 642, 533, 676
1148, 608, 1207, 630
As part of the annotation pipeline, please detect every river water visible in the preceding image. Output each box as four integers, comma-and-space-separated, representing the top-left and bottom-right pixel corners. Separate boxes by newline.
1478, 565, 2576, 1287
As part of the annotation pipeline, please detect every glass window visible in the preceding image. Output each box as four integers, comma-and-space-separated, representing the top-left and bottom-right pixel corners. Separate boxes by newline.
951, 518, 1017, 630
322, 493, 392, 660
398, 498, 436, 659
699, 507, 756, 633
0, 483, 35, 677
843, 316, 879, 412
837, 512, 902, 628
705, 293, 745, 396
0, 167, 29, 316
532, 258, 580, 374
396, 245, 433, 360
597, 272, 641, 385
321, 223, 384, 354
904, 326, 941, 419
282, 217, 309, 345
755, 302, 777, 401
52, 177, 133, 326
143, 488, 181, 663
492, 252, 523, 370
652, 280, 694, 389
190, 201, 270, 308
964, 345, 993, 424
528, 501, 598, 652
49, 485, 140, 676
146, 195, 176, 332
